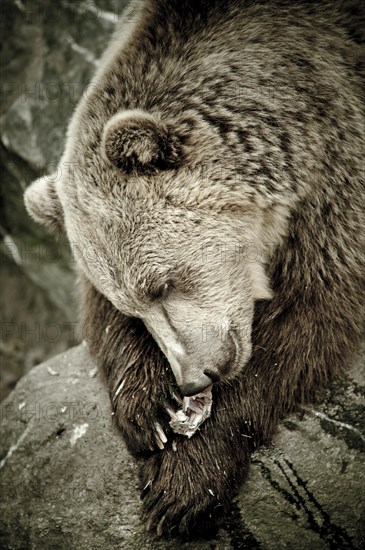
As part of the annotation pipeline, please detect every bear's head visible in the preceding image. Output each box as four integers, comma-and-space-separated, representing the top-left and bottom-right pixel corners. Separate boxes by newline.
25, 109, 274, 396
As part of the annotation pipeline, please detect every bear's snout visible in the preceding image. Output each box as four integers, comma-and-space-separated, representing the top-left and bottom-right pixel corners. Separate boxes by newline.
173, 332, 236, 396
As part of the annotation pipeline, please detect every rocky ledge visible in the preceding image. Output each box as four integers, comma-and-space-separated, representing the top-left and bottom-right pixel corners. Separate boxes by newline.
0, 344, 364, 549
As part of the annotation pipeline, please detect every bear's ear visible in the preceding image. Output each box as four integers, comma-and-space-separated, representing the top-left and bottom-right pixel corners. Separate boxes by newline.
102, 109, 183, 174
24, 173, 64, 232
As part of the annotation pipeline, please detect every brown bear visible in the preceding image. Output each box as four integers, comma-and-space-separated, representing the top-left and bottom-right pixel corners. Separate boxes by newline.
24, 0, 364, 538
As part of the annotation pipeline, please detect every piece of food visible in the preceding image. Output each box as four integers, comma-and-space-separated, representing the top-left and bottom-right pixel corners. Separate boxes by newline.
168, 385, 213, 438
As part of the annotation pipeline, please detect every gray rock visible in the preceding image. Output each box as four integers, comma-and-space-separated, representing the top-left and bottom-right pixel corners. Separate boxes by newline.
1, 345, 364, 549
0, 0, 131, 397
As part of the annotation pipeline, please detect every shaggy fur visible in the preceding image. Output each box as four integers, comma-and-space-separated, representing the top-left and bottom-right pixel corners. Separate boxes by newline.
25, 0, 364, 537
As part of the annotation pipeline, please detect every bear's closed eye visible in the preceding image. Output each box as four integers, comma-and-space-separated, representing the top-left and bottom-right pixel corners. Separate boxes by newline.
149, 281, 172, 301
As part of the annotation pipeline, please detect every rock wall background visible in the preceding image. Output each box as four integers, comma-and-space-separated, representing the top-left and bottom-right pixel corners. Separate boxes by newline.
0, 0, 131, 400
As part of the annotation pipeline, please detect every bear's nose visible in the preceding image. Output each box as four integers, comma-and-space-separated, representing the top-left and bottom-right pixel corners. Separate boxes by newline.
204, 369, 221, 383
179, 372, 214, 397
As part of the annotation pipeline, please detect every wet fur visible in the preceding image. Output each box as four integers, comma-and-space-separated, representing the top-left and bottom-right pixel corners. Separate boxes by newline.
25, 0, 364, 537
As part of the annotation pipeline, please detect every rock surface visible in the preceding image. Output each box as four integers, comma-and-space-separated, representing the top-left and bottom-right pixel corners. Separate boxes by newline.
0, 0, 130, 399
1, 345, 364, 549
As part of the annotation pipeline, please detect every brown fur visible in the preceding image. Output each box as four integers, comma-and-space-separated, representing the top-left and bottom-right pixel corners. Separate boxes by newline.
25, 0, 364, 537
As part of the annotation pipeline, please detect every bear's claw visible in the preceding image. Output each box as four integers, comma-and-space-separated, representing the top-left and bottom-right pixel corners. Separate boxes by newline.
154, 422, 168, 449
